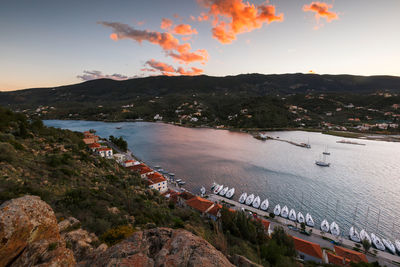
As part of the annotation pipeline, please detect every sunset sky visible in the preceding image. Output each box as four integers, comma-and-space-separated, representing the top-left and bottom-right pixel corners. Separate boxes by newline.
1, 0, 399, 91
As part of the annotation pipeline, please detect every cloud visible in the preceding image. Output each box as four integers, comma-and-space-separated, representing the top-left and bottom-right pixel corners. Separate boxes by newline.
98, 21, 208, 64
143, 59, 204, 76
161, 18, 173, 29
198, 0, 283, 44
303, 2, 338, 28
173, 24, 198, 35
77, 70, 132, 81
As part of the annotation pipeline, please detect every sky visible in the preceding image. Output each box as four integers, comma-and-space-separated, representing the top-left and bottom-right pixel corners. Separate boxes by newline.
1, 0, 399, 91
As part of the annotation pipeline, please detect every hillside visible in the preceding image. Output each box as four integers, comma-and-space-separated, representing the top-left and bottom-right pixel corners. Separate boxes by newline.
1, 73, 400, 132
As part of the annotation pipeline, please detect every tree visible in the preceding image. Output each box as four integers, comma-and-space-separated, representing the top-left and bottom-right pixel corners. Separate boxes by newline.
362, 239, 371, 254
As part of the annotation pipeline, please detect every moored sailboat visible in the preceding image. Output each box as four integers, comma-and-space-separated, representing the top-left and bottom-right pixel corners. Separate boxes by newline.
252, 196, 261, 209
219, 186, 229, 196
280, 206, 289, 218
321, 219, 329, 233
200, 186, 206, 196
239, 192, 247, 204
289, 209, 297, 221
297, 212, 305, 224
395, 240, 400, 254
245, 194, 255, 206
305, 213, 314, 227
274, 204, 281, 216
349, 226, 361, 243
225, 188, 235, 198
359, 229, 371, 244
260, 199, 269, 211
330, 221, 340, 236
382, 238, 396, 254
214, 184, 223, 194
371, 233, 385, 251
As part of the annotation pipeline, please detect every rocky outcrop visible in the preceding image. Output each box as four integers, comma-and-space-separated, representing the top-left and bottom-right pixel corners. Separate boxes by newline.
59, 217, 107, 262
79, 227, 234, 267
0, 195, 75, 266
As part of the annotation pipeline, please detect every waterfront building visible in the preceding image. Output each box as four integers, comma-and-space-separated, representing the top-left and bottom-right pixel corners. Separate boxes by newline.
326, 252, 351, 266
333, 246, 368, 264
292, 236, 326, 263
97, 147, 113, 159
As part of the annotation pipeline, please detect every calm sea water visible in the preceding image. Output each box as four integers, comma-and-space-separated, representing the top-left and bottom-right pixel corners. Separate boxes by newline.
44, 120, 400, 241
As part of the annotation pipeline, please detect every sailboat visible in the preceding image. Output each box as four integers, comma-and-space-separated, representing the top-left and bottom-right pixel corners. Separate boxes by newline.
280, 206, 289, 218
323, 145, 330, 155
200, 186, 206, 196
273, 204, 281, 216
225, 188, 235, 199
245, 194, 255, 206
219, 186, 229, 196
211, 182, 217, 190
315, 154, 330, 167
321, 219, 330, 232
289, 209, 297, 221
330, 222, 340, 236
359, 230, 372, 244
260, 199, 269, 211
297, 212, 305, 224
371, 233, 385, 251
252, 196, 261, 209
395, 240, 400, 254
305, 213, 314, 227
239, 192, 247, 204
349, 227, 361, 243
382, 238, 396, 254
214, 184, 223, 194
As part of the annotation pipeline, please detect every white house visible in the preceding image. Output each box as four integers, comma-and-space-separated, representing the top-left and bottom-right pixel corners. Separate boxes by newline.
122, 159, 140, 167
97, 148, 113, 159
146, 173, 168, 193
113, 153, 126, 163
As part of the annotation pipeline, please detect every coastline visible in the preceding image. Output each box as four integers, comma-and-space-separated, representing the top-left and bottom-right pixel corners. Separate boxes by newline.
45, 117, 400, 143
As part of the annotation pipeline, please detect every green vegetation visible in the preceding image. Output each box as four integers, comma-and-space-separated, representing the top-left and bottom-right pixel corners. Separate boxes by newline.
109, 135, 128, 152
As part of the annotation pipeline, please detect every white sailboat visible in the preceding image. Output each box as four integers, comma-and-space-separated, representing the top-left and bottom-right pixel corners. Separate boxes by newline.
273, 204, 281, 216
219, 186, 229, 196
297, 212, 305, 224
280, 206, 289, 218
305, 213, 314, 227
382, 238, 396, 254
323, 145, 330, 155
371, 233, 385, 251
260, 199, 269, 211
359, 230, 372, 244
252, 196, 261, 209
289, 209, 297, 221
330, 222, 340, 236
245, 194, 255, 206
321, 219, 329, 232
395, 240, 400, 254
211, 182, 217, 190
315, 154, 330, 167
200, 186, 206, 196
349, 227, 361, 243
214, 184, 223, 194
239, 192, 247, 204
225, 188, 235, 198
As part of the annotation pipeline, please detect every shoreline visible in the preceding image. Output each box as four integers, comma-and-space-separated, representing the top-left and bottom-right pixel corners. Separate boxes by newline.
45, 117, 400, 143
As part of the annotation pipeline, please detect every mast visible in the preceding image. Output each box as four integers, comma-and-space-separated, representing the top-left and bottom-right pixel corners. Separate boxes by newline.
352, 203, 359, 225
334, 199, 339, 221
365, 206, 369, 231
376, 209, 381, 234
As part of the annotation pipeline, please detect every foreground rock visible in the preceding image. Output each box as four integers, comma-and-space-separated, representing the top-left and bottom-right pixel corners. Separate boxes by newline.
79, 227, 234, 267
0, 195, 75, 266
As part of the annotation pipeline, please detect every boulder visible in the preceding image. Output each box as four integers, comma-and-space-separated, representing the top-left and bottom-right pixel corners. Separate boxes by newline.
229, 254, 264, 267
0, 195, 75, 266
79, 227, 234, 267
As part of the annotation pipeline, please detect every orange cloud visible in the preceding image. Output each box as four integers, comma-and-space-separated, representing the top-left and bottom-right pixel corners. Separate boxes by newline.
199, 0, 283, 44
143, 59, 204, 76
197, 12, 209, 22
173, 24, 198, 35
161, 18, 173, 30
303, 2, 338, 26
99, 21, 208, 64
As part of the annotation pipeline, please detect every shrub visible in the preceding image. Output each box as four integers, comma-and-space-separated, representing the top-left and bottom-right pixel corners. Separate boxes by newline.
100, 225, 135, 246
0, 142, 16, 163
48, 242, 58, 251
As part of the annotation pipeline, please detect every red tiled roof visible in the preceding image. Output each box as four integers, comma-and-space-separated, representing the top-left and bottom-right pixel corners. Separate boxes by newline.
186, 196, 214, 213
139, 166, 153, 175
129, 163, 147, 171
82, 138, 96, 144
97, 147, 112, 152
258, 219, 270, 231
327, 252, 351, 266
89, 143, 101, 148
207, 204, 222, 216
292, 236, 323, 259
147, 174, 166, 184
179, 191, 195, 201
124, 160, 134, 163
334, 246, 368, 263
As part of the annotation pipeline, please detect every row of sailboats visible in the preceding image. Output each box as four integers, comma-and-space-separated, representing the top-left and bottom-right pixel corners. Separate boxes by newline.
211, 183, 235, 199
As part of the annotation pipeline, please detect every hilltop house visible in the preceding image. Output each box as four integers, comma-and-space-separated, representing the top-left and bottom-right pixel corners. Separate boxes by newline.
292, 236, 326, 263
129, 164, 154, 178
88, 142, 101, 152
97, 147, 113, 159
333, 246, 368, 264
113, 153, 126, 163
146, 172, 168, 193
122, 159, 138, 167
